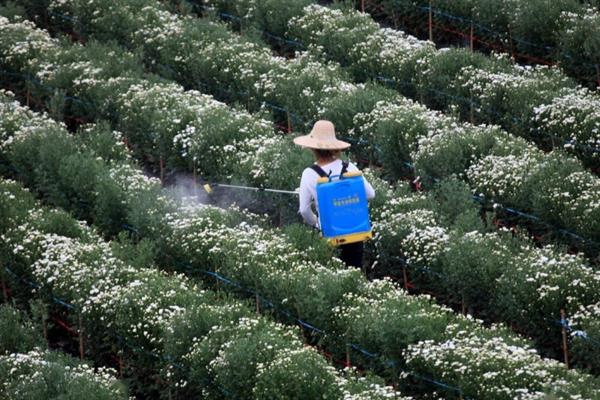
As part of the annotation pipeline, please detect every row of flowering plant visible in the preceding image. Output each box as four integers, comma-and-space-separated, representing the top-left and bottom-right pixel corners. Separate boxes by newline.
0, 79, 173, 238
570, 302, 600, 372
0, 350, 127, 400
5, 1, 600, 361
3, 76, 600, 397
351, 97, 600, 239
361, 0, 600, 89
0, 178, 406, 399
2, 13, 600, 381
287, 4, 600, 166
162, 194, 600, 397
0, 15, 284, 183
200, 2, 600, 168
34, 0, 600, 242
367, 175, 600, 373
0, 304, 130, 399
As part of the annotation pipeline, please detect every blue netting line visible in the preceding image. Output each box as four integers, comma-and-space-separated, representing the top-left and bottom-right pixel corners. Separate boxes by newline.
557, 318, 600, 348
4, 266, 76, 310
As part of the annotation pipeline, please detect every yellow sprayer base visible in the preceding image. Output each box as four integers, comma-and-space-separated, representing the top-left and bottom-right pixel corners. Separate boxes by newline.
327, 231, 373, 246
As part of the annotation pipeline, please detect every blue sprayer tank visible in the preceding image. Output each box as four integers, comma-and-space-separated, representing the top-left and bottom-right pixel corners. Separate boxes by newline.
316, 171, 373, 246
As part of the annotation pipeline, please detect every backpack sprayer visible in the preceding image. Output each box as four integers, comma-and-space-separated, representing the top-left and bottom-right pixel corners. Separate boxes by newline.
312, 163, 372, 246
202, 167, 372, 246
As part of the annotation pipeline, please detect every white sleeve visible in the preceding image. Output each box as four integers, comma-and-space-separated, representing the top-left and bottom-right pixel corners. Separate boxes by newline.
298, 169, 319, 227
348, 162, 375, 200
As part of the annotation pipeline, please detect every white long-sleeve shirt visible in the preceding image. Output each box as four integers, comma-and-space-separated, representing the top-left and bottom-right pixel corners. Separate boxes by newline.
298, 159, 375, 228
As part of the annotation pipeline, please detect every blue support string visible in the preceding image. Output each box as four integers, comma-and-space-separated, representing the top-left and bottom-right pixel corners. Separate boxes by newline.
263, 31, 305, 48
47, 10, 79, 24
4, 266, 76, 310
348, 342, 468, 397
557, 318, 600, 348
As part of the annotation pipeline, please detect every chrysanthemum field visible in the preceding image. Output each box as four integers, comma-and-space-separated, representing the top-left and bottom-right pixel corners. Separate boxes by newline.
1, 1, 599, 398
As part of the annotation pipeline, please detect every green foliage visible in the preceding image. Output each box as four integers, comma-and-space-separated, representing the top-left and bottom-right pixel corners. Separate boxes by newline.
376, 115, 427, 179
33, 206, 91, 240
207, 0, 313, 38
288, 3, 379, 69
416, 48, 506, 112
79, 122, 130, 165
524, 152, 586, 224
235, 136, 312, 191
0, 2, 27, 22
259, 52, 349, 124
187, 318, 303, 399
7, 126, 84, 207
91, 173, 129, 237
49, 0, 154, 44
163, 297, 252, 363
283, 223, 336, 264
430, 178, 482, 231
494, 247, 600, 352
558, 10, 600, 88
570, 304, 600, 374
437, 232, 518, 314
0, 304, 44, 354
413, 125, 511, 183
319, 82, 398, 136
252, 347, 341, 399
33, 40, 146, 122
167, 18, 272, 105
0, 179, 36, 235
110, 232, 158, 270
509, 0, 581, 58
335, 280, 454, 366
4, 125, 133, 229
457, 65, 576, 139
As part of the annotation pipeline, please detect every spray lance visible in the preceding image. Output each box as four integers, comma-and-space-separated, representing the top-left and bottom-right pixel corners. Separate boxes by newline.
201, 182, 299, 196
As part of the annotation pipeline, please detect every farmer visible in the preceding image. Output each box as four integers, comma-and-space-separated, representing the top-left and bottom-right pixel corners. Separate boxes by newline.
293, 120, 375, 268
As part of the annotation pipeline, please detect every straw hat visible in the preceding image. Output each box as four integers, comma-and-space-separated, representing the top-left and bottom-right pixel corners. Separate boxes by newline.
293, 120, 350, 150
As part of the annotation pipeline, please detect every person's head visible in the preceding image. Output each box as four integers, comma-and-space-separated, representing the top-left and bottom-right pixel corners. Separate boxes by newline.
311, 148, 341, 162
292, 120, 350, 158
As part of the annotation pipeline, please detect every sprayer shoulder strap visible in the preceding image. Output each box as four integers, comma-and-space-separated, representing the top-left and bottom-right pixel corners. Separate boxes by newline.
341, 160, 349, 176
310, 161, 349, 178
310, 164, 329, 178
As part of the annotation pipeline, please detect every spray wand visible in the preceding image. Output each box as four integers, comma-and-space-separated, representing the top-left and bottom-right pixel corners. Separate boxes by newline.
202, 182, 298, 196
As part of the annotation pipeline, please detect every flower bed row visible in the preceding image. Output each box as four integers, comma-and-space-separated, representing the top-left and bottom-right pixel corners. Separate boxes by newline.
0, 135, 402, 399
0, 304, 129, 399
200, 1, 600, 169
361, 0, 600, 89
1, 14, 594, 378
369, 177, 600, 372
0, 81, 410, 397
27, 0, 600, 244
2, 52, 600, 399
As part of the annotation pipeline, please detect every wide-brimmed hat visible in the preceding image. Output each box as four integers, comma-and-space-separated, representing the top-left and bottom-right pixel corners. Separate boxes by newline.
293, 120, 350, 150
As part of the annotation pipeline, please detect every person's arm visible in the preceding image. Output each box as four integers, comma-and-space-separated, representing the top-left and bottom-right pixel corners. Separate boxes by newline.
348, 162, 375, 200
363, 177, 375, 200
298, 169, 319, 228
